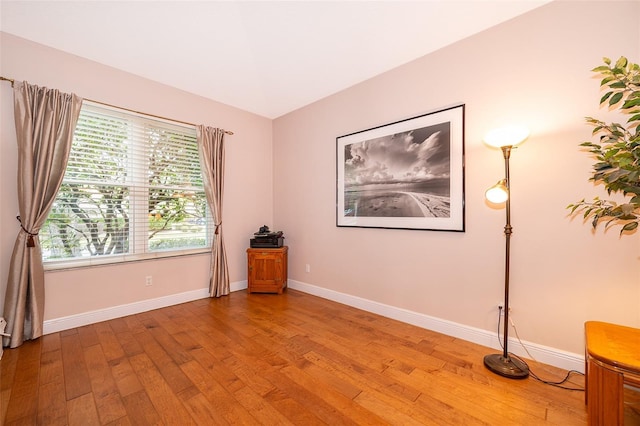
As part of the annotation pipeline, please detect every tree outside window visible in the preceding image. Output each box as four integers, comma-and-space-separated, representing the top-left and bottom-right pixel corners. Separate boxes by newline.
40, 104, 211, 262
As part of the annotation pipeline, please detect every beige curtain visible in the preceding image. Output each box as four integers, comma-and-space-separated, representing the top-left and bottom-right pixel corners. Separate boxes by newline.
197, 126, 230, 297
2, 81, 82, 348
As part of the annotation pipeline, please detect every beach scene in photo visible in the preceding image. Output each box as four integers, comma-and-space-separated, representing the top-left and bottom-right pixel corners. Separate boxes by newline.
343, 122, 451, 218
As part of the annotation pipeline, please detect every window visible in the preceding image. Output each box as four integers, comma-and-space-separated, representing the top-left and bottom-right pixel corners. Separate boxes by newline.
41, 102, 212, 266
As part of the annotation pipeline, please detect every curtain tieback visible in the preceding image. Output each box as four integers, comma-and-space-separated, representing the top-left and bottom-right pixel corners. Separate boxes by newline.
16, 216, 37, 247
215, 222, 222, 235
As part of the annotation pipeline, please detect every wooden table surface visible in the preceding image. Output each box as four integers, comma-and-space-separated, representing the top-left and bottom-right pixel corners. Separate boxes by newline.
585, 321, 640, 373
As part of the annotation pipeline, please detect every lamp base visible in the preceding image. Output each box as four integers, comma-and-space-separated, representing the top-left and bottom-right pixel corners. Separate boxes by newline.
483, 354, 529, 379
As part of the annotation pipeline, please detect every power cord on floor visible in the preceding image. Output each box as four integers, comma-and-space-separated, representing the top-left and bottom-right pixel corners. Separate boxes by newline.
494, 306, 585, 391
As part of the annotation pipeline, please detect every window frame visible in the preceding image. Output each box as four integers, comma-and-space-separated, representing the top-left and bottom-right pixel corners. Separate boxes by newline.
42, 101, 212, 271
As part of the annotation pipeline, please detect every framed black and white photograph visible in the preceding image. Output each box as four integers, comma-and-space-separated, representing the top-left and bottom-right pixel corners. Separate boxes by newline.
336, 104, 465, 231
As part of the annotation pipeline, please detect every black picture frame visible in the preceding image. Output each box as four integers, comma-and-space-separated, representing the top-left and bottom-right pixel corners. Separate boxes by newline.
336, 104, 465, 231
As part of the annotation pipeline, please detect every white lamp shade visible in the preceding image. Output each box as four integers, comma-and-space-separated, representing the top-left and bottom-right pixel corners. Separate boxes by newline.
484, 125, 530, 148
485, 181, 509, 203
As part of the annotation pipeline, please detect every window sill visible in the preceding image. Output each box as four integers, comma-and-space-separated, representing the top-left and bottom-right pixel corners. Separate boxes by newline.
44, 248, 211, 272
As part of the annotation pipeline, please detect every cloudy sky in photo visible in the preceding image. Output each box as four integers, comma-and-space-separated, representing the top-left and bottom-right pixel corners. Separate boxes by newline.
344, 122, 450, 187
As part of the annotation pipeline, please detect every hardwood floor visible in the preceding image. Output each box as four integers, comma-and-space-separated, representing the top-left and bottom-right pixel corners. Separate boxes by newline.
1, 289, 586, 425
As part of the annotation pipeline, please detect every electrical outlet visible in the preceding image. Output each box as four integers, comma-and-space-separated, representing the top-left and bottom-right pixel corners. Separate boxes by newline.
305, 264, 311, 273
497, 304, 512, 316
145, 276, 153, 286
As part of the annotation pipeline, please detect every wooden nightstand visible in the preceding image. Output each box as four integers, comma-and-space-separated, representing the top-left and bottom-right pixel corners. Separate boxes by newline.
246, 246, 288, 294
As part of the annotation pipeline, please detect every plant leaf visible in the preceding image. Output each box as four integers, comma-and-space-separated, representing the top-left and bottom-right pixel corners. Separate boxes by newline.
610, 92, 624, 105
600, 92, 613, 104
615, 56, 628, 69
622, 98, 640, 109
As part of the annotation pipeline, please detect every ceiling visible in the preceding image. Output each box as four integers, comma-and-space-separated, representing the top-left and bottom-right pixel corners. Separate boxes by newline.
0, 1, 551, 118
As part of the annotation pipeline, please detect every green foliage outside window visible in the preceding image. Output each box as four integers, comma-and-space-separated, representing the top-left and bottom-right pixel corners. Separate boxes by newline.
40, 105, 210, 261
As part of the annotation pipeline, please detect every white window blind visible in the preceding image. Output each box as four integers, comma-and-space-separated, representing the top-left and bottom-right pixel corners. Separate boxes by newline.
41, 102, 212, 266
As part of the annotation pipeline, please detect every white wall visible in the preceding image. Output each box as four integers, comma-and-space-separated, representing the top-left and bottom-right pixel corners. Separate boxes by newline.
273, 1, 640, 356
0, 32, 273, 321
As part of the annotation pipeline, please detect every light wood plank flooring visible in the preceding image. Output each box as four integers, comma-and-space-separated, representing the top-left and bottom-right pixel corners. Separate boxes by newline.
1, 289, 586, 425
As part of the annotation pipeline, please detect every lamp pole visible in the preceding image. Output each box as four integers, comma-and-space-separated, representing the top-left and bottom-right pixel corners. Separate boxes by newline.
483, 145, 530, 379
502, 145, 513, 360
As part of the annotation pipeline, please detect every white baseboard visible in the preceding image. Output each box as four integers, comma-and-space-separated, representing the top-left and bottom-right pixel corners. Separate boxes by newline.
288, 280, 585, 373
43, 278, 583, 373
43, 279, 249, 335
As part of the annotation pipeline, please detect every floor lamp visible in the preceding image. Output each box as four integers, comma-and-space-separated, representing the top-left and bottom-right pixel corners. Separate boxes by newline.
483, 126, 530, 380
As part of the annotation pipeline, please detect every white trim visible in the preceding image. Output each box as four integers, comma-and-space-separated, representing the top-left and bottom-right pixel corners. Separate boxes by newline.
43, 279, 248, 334
42, 277, 583, 373
44, 249, 211, 271
288, 280, 585, 373
231, 280, 248, 293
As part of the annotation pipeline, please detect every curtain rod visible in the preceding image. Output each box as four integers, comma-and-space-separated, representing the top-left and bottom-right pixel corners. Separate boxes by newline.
0, 75, 234, 135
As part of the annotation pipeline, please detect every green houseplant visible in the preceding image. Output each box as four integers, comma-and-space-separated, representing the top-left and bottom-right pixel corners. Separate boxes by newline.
568, 56, 640, 234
